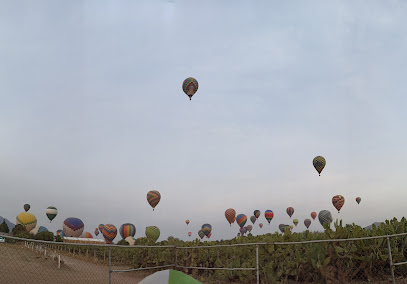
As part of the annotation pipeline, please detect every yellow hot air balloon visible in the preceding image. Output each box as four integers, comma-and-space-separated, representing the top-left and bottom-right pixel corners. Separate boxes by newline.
16, 212, 37, 232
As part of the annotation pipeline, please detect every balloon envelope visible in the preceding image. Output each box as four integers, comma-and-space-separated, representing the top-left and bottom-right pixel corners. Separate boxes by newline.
225, 208, 236, 225
16, 212, 37, 232
356, 197, 361, 204
286, 207, 294, 218
182, 77, 199, 100
236, 214, 247, 228
102, 224, 118, 244
254, 210, 260, 219
119, 223, 136, 239
250, 216, 256, 224
46, 206, 58, 222
147, 190, 161, 210
318, 210, 333, 228
239, 227, 246, 235
186, 220, 190, 225
332, 195, 345, 212
198, 230, 205, 239
264, 210, 274, 224
82, 232, 93, 238
201, 224, 212, 237
304, 219, 311, 229
311, 212, 317, 220
23, 204, 30, 212
247, 225, 253, 232
63, 217, 84, 237
259, 223, 263, 228
293, 219, 299, 226
145, 226, 160, 242
313, 156, 326, 176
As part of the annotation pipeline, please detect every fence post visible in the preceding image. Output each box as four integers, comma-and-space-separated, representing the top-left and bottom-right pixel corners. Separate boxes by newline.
256, 245, 259, 284
58, 254, 61, 269
174, 245, 178, 269
386, 236, 395, 284
108, 246, 112, 284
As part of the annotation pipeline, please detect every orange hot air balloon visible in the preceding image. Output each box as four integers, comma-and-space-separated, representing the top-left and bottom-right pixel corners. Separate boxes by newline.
186, 220, 190, 225
259, 223, 263, 229
311, 212, 317, 220
225, 208, 236, 226
332, 195, 345, 213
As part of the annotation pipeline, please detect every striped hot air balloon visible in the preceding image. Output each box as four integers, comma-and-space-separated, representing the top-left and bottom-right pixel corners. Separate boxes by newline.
16, 212, 37, 232
225, 208, 236, 226
313, 156, 326, 176
201, 224, 212, 237
264, 210, 274, 224
286, 207, 294, 218
145, 226, 160, 243
147, 190, 161, 211
304, 219, 311, 229
102, 224, 117, 244
62, 218, 84, 237
46, 206, 58, 223
98, 224, 104, 234
332, 195, 345, 213
182, 77, 199, 100
198, 230, 205, 239
236, 214, 247, 228
119, 223, 136, 239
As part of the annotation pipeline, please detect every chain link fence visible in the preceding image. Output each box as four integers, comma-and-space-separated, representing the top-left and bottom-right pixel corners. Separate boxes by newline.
1, 233, 407, 283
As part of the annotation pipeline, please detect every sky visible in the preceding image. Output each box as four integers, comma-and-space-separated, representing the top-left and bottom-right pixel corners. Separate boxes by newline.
1, 0, 407, 242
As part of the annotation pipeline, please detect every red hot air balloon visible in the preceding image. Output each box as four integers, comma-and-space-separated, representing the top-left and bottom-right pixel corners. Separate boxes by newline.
188, 232, 192, 237
311, 212, 317, 220
264, 210, 274, 224
225, 208, 236, 226
259, 223, 263, 229
356, 197, 361, 204
332, 195, 345, 213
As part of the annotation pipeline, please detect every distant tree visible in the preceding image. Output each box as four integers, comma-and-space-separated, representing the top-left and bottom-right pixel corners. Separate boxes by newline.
117, 239, 129, 245
35, 231, 54, 241
0, 220, 9, 233
12, 224, 26, 236
55, 235, 63, 242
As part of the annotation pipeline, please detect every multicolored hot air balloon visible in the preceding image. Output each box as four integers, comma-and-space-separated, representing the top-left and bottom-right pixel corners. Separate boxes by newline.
119, 223, 136, 239
94, 228, 99, 236
247, 225, 253, 233
82, 232, 93, 238
293, 219, 299, 226
264, 210, 274, 224
278, 224, 285, 233
63, 217, 84, 237
57, 229, 62, 236
16, 212, 37, 232
145, 226, 160, 243
46, 206, 58, 223
254, 210, 260, 219
311, 212, 317, 220
98, 224, 104, 234
239, 227, 246, 236
24, 204, 30, 212
225, 208, 236, 226
286, 207, 294, 218
304, 219, 311, 229
318, 210, 333, 228
332, 195, 345, 213
186, 220, 190, 225
207, 232, 212, 239
201, 224, 212, 237
250, 216, 256, 224
198, 230, 205, 239
259, 223, 263, 229
182, 77, 199, 100
356, 197, 361, 204
188, 232, 192, 237
313, 156, 326, 176
236, 214, 247, 228
147, 190, 161, 211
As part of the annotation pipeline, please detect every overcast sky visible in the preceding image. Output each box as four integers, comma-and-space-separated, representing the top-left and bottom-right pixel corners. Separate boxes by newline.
1, 0, 407, 242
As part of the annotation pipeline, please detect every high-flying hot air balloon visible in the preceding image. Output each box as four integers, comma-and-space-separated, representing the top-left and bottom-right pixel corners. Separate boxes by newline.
98, 224, 104, 234
94, 228, 99, 236
119, 223, 136, 239
225, 208, 236, 226
247, 225, 253, 233
198, 230, 205, 239
264, 210, 274, 224
188, 232, 192, 237
147, 190, 161, 211
286, 207, 294, 218
318, 210, 333, 228
239, 227, 246, 236
23, 204, 30, 212
356, 197, 361, 204
332, 195, 345, 213
254, 210, 260, 219
145, 226, 160, 243
313, 156, 326, 176
16, 212, 37, 232
46, 206, 58, 223
304, 219, 311, 229
182, 77, 199, 100
259, 223, 263, 228
186, 220, 190, 225
311, 212, 317, 220
293, 219, 299, 226
250, 216, 256, 224
201, 224, 212, 237
63, 218, 84, 237
236, 214, 247, 228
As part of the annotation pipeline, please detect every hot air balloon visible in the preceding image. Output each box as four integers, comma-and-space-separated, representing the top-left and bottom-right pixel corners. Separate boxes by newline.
94, 228, 99, 236
57, 229, 62, 236
46, 206, 58, 223
102, 224, 117, 244
147, 190, 161, 211
259, 223, 263, 229
286, 207, 294, 218
188, 232, 192, 237
236, 214, 247, 228
60, 230, 65, 237
311, 212, 317, 220
279, 224, 285, 233
207, 232, 212, 239
250, 216, 256, 224
293, 219, 299, 226
182, 77, 199, 100
225, 208, 236, 226
125, 236, 136, 245
290, 225, 294, 230
23, 204, 30, 212
98, 224, 104, 234
198, 230, 205, 239
239, 227, 246, 236
145, 226, 160, 243
313, 156, 326, 176
332, 195, 345, 213
254, 210, 260, 219
356, 197, 361, 204
264, 210, 274, 224
119, 223, 136, 239
247, 225, 253, 233
62, 218, 84, 237
201, 224, 212, 237
82, 232, 93, 238
186, 220, 190, 225
304, 219, 311, 229
318, 210, 333, 228
16, 212, 37, 232
30, 226, 48, 235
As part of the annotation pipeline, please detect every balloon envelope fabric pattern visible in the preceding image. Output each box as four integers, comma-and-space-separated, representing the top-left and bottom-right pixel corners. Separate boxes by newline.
318, 210, 333, 228
304, 219, 311, 229
119, 223, 136, 239
147, 190, 161, 210
16, 212, 37, 232
311, 212, 317, 220
145, 226, 160, 242
254, 210, 260, 218
201, 224, 212, 237
225, 208, 236, 225
46, 206, 58, 222
332, 195, 345, 213
236, 214, 247, 228
286, 207, 294, 218
63, 217, 84, 237
313, 156, 326, 176
102, 224, 118, 244
182, 77, 199, 100
265, 210, 274, 224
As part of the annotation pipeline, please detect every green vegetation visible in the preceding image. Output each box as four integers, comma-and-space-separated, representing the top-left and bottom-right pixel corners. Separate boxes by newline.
0, 220, 9, 233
